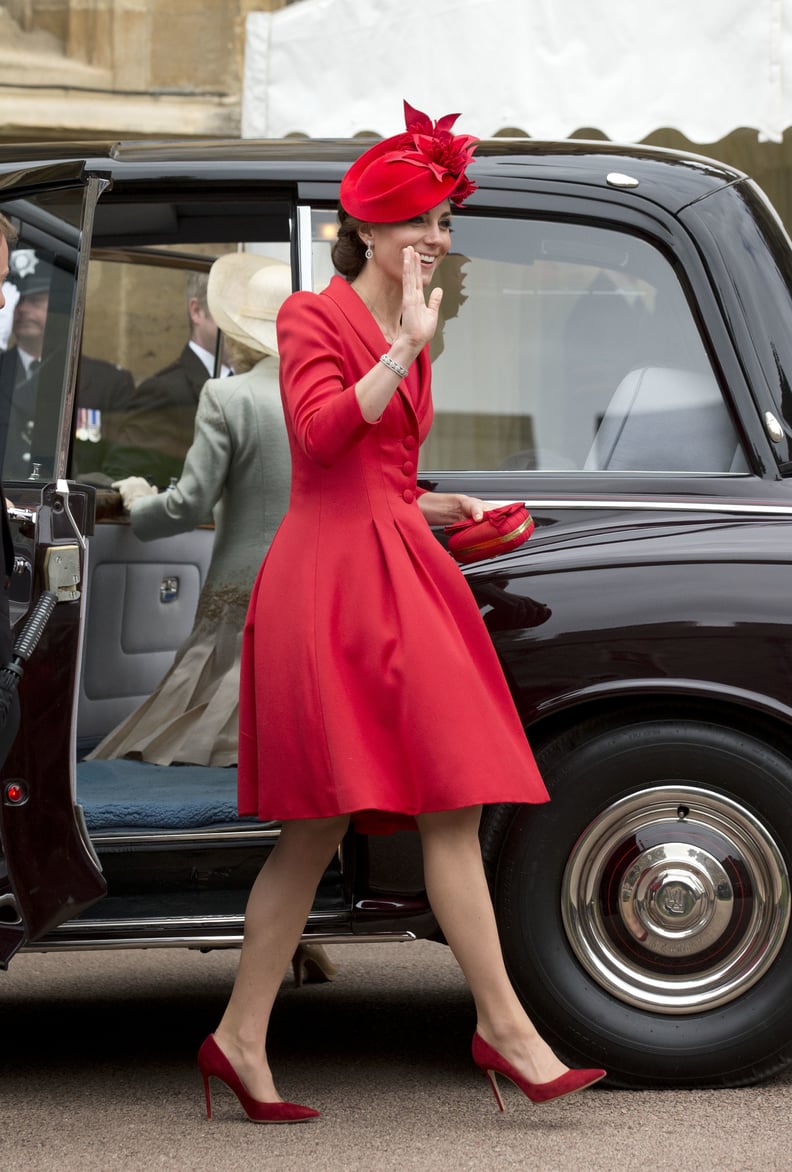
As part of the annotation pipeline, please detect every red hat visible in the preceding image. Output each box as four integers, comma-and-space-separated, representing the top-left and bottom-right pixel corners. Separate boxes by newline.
339, 100, 478, 223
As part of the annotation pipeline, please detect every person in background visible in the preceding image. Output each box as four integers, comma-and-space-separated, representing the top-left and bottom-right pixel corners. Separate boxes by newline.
0, 248, 134, 481
88, 252, 335, 986
0, 214, 21, 763
102, 272, 232, 488
90, 255, 289, 768
197, 102, 605, 1125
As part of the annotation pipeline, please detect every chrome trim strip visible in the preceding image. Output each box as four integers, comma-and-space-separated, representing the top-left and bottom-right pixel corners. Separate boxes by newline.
46, 909, 343, 934
58, 175, 110, 478
90, 825, 282, 847
51, 914, 245, 934
487, 497, 792, 517
25, 929, 418, 953
296, 204, 313, 290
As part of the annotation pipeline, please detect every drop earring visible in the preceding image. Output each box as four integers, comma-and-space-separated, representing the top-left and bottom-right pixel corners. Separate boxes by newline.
365, 240, 374, 260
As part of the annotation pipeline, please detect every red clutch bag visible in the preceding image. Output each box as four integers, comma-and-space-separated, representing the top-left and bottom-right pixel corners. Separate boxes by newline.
444, 503, 535, 565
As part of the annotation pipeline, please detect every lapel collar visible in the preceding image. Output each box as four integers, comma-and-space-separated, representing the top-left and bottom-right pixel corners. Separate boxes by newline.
323, 275, 386, 361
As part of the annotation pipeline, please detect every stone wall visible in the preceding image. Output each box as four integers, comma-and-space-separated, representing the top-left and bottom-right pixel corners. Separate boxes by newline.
0, 0, 292, 141
0, 1, 297, 381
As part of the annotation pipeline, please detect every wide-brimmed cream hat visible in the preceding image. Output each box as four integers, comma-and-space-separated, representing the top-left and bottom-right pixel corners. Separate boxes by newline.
207, 252, 292, 358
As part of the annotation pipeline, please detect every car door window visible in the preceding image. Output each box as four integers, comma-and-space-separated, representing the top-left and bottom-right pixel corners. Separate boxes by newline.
73, 218, 292, 750
78, 252, 223, 487
419, 216, 742, 474
74, 238, 292, 488
0, 189, 86, 483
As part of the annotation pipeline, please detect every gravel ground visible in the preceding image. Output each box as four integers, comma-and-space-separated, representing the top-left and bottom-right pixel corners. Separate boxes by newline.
0, 941, 790, 1171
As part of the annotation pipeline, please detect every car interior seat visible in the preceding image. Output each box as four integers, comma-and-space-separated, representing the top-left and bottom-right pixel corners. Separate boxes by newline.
584, 366, 748, 473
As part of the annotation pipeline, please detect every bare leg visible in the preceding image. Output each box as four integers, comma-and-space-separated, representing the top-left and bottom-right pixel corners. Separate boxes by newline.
213, 814, 349, 1101
417, 805, 568, 1085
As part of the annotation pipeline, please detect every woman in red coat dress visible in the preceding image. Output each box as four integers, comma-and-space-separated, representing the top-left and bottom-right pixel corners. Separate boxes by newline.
198, 103, 605, 1123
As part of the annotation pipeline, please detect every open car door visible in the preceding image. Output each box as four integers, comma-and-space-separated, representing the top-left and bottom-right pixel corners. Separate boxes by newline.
0, 164, 108, 967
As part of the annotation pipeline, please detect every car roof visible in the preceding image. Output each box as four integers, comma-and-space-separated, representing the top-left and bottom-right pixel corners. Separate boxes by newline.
0, 137, 744, 216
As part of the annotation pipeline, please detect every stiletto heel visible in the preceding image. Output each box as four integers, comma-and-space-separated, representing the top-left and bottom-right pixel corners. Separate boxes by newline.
482, 1066, 506, 1112
292, 943, 338, 987
197, 1034, 319, 1124
201, 1067, 213, 1119
472, 1032, 606, 1111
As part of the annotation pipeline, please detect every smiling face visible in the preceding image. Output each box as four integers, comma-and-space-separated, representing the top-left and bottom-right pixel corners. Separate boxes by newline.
361, 200, 453, 287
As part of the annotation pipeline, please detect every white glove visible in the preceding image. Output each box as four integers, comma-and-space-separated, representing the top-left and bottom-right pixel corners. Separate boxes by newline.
112, 476, 159, 510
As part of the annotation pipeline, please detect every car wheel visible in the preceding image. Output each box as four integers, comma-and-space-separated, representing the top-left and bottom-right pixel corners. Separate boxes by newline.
485, 714, 792, 1087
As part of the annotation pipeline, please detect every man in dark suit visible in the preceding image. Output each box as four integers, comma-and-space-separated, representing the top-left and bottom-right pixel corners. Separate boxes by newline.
0, 250, 49, 480
102, 272, 230, 487
71, 355, 136, 482
0, 214, 20, 761
0, 249, 135, 481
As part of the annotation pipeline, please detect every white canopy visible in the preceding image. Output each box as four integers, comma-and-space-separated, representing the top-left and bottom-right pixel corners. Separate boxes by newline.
242, 0, 792, 144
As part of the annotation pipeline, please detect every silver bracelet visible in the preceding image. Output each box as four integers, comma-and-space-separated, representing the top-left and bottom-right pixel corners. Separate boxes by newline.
380, 353, 409, 380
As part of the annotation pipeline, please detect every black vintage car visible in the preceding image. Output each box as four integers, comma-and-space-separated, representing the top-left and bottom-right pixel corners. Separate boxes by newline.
2, 138, 792, 1090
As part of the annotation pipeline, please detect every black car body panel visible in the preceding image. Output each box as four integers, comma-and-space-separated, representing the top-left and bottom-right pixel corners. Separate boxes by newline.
1, 136, 792, 1086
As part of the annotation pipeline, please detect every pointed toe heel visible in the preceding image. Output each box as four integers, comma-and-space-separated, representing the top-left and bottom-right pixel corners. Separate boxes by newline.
198, 1034, 319, 1124
472, 1032, 605, 1111
292, 943, 337, 987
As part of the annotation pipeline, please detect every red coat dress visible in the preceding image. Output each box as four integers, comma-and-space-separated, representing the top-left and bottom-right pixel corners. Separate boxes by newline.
237, 275, 548, 831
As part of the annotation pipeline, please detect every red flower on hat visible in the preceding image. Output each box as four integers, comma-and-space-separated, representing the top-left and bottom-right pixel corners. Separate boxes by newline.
399, 100, 478, 206
339, 100, 479, 220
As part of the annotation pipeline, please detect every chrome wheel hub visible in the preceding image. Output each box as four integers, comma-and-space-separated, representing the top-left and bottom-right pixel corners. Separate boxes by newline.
562, 787, 790, 1013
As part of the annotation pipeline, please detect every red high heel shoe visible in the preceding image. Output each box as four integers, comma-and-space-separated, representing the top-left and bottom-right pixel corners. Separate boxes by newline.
472, 1032, 606, 1111
198, 1034, 320, 1124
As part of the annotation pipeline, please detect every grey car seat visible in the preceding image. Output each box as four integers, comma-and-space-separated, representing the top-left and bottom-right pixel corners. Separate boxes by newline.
585, 366, 748, 473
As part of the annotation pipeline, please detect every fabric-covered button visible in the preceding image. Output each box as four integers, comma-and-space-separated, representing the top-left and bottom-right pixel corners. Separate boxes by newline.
402, 489, 415, 503
403, 435, 417, 450
402, 460, 415, 476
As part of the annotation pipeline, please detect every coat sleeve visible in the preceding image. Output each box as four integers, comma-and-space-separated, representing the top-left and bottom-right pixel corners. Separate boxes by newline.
276, 291, 377, 467
129, 380, 231, 540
